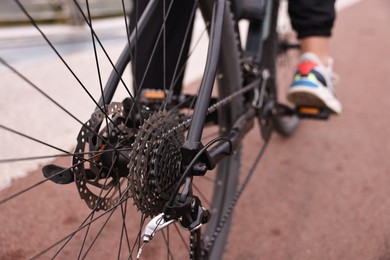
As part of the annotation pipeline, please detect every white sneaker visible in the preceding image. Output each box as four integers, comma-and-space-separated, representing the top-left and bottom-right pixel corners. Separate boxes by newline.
287, 52, 342, 114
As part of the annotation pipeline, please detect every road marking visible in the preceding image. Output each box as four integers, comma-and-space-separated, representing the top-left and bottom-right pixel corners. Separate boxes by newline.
336, 0, 362, 10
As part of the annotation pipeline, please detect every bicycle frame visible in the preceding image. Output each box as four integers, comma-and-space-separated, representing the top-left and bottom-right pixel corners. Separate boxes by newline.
98, 0, 275, 171
182, 0, 275, 170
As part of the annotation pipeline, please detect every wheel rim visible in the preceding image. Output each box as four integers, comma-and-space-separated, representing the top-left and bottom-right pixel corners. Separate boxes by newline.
0, 0, 242, 259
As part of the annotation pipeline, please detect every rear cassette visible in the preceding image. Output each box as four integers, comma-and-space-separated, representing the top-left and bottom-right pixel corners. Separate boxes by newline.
128, 111, 184, 217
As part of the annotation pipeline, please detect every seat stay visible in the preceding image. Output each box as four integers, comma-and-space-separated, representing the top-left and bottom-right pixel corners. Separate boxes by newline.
181, 0, 226, 161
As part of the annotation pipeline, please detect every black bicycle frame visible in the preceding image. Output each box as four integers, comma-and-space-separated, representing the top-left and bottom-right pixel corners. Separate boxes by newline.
182, 0, 274, 170
181, 0, 226, 161
98, 0, 275, 170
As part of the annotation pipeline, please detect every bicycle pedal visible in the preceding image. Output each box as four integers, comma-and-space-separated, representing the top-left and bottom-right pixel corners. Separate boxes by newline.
141, 89, 166, 102
296, 106, 331, 120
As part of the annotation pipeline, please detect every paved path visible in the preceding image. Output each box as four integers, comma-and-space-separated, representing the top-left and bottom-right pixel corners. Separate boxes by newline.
1, 0, 390, 259
227, 0, 390, 258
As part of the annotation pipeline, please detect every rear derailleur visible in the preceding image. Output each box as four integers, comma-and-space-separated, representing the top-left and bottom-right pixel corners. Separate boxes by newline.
138, 177, 210, 258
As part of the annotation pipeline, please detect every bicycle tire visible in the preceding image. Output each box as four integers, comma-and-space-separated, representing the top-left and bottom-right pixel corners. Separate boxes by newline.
198, 0, 243, 258
261, 0, 300, 137
0, 0, 242, 259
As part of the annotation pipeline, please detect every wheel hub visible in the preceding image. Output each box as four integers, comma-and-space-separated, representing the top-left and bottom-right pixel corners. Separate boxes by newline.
73, 102, 134, 211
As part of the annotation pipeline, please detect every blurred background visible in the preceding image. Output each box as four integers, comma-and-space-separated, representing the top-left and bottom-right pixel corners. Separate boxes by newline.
0, 0, 130, 25
0, 0, 133, 189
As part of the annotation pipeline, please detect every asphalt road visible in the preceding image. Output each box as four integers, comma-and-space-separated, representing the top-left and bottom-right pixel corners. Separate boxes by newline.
227, 0, 390, 259
1, 0, 390, 259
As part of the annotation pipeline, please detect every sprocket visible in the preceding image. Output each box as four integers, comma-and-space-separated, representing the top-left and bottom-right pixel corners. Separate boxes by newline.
128, 111, 184, 217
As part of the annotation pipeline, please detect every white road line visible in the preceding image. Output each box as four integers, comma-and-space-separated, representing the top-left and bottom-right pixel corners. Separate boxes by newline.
336, 0, 363, 11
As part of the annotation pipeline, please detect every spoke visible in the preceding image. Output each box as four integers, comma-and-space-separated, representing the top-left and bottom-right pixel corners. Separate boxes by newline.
13, 0, 107, 111
122, 0, 131, 48
70, 0, 137, 104
167, 226, 170, 260
173, 223, 190, 254
163, 2, 198, 110
30, 179, 134, 259
117, 182, 132, 257
53, 185, 120, 258
70, 0, 150, 131
74, 153, 118, 259
0, 154, 72, 164
131, 0, 140, 94
161, 229, 175, 260
80, 202, 119, 258
176, 23, 209, 86
74, 0, 142, 141
0, 157, 91, 205
192, 183, 211, 208
136, 0, 175, 96
0, 58, 132, 162
0, 149, 114, 208
0, 124, 122, 176
84, 0, 111, 139
163, 0, 167, 94
0, 57, 85, 129
10, 2, 137, 144
0, 124, 70, 156
165, 23, 209, 113
121, 0, 138, 95
170, 94, 196, 112
0, 148, 131, 164
69, 0, 148, 126
0, 56, 118, 136
77, 212, 95, 259
129, 214, 147, 258
55, 161, 130, 258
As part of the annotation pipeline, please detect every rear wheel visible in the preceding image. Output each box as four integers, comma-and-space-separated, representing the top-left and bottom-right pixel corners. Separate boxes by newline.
0, 0, 242, 259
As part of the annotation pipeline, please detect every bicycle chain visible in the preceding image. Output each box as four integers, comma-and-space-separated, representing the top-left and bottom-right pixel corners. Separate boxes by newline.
166, 77, 263, 136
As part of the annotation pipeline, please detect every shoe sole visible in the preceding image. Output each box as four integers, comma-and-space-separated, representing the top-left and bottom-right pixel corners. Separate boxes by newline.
287, 86, 342, 114
288, 91, 326, 107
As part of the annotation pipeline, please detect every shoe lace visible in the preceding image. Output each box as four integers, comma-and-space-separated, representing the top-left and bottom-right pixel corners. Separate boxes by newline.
326, 57, 341, 89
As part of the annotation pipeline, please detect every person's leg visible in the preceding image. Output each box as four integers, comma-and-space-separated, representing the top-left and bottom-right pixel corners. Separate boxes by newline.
300, 36, 331, 66
288, 0, 336, 38
130, 0, 195, 96
289, 0, 335, 64
287, 0, 342, 114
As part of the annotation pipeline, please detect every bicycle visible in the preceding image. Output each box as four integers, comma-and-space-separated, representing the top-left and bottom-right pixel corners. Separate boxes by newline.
0, 0, 331, 259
